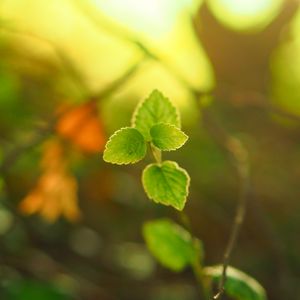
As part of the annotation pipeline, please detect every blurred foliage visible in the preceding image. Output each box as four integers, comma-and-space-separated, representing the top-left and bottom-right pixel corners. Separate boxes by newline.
143, 219, 201, 272
207, 0, 284, 32
2, 280, 70, 300
0, 0, 300, 299
270, 8, 300, 116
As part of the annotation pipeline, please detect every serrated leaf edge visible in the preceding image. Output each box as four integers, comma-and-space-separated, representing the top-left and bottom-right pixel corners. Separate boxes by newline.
142, 160, 190, 211
131, 89, 181, 129
150, 123, 189, 151
103, 127, 146, 165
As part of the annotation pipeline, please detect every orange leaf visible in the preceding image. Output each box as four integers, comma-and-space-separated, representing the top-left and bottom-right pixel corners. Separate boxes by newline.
56, 101, 106, 153
19, 140, 81, 223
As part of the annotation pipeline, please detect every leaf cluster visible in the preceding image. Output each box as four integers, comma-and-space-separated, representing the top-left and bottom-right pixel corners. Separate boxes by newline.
103, 89, 189, 210
103, 89, 267, 300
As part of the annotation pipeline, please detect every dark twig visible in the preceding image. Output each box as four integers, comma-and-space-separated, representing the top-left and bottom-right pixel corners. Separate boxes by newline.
193, 93, 292, 299
199, 105, 250, 299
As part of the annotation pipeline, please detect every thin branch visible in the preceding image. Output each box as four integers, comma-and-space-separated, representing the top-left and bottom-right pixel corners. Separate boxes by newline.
195, 93, 292, 299
91, 58, 144, 100
216, 83, 300, 123
213, 175, 249, 299
178, 211, 209, 300
199, 106, 250, 299
0, 25, 88, 97
71, 0, 194, 89
71, 0, 155, 56
266, 102, 300, 122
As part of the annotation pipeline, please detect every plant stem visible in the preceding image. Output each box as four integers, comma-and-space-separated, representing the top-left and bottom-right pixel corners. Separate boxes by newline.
178, 211, 209, 300
149, 142, 208, 298
150, 143, 162, 164
199, 106, 250, 300
192, 258, 209, 300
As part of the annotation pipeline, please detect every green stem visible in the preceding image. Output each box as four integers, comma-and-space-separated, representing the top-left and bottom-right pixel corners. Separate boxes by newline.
192, 258, 209, 300
150, 143, 162, 164
179, 211, 209, 300
150, 143, 208, 299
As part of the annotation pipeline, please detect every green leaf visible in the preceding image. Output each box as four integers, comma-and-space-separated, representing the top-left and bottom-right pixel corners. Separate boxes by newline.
143, 218, 200, 272
150, 123, 188, 151
142, 160, 190, 210
103, 127, 147, 165
203, 265, 267, 300
132, 90, 180, 141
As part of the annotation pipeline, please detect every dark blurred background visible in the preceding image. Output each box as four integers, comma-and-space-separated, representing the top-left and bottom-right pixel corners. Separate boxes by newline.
0, 0, 300, 299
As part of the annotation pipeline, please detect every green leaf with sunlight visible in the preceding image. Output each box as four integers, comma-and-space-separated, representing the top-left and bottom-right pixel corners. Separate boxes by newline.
143, 218, 201, 272
203, 265, 267, 300
150, 123, 188, 151
103, 127, 146, 165
132, 90, 180, 141
142, 160, 189, 210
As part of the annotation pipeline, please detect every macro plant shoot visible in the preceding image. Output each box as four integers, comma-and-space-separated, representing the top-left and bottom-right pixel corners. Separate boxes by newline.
0, 0, 298, 299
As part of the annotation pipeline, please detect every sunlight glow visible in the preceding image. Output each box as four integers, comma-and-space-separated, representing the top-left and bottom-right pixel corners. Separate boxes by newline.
91, 0, 201, 38
270, 9, 300, 116
1, 0, 214, 114
87, 0, 214, 92
207, 0, 283, 31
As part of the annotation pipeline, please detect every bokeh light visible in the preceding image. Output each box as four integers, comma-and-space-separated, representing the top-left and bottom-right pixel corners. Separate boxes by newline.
207, 0, 284, 32
270, 7, 300, 116
90, 0, 202, 38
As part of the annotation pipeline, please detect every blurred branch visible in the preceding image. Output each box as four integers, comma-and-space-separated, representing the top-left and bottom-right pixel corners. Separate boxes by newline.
0, 24, 145, 102
0, 25, 88, 97
0, 57, 143, 175
198, 103, 250, 300
267, 103, 300, 122
91, 58, 144, 100
71, 0, 194, 89
179, 211, 209, 300
197, 100, 292, 299
216, 83, 300, 123
71, 0, 156, 58
0, 123, 55, 175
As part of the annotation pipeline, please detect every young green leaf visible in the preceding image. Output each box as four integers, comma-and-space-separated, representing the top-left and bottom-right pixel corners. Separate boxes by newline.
142, 160, 190, 210
203, 265, 267, 300
103, 127, 146, 165
150, 123, 188, 151
143, 219, 201, 272
132, 90, 180, 141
